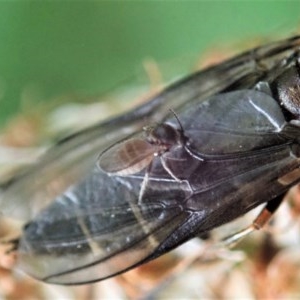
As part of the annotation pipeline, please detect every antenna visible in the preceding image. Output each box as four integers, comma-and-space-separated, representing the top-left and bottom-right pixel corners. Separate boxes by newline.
168, 108, 205, 162
169, 108, 184, 133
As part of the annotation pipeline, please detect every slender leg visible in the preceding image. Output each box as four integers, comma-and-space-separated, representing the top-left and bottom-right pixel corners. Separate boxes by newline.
138, 162, 152, 205
138, 195, 286, 298
218, 194, 285, 248
160, 156, 194, 194
131, 163, 160, 248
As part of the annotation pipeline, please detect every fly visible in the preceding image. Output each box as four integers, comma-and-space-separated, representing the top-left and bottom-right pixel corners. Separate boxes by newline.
98, 111, 201, 202
1, 36, 300, 286
98, 121, 190, 177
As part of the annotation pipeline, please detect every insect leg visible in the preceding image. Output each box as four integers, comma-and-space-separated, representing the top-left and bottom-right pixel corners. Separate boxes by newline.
160, 155, 194, 194
127, 162, 160, 249
138, 161, 153, 205
219, 194, 285, 248
76, 215, 105, 256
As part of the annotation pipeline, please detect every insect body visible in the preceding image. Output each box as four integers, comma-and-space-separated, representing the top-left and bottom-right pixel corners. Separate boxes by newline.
2, 36, 300, 285
98, 122, 189, 177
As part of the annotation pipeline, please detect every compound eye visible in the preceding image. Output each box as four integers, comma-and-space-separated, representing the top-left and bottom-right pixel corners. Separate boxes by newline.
272, 65, 300, 119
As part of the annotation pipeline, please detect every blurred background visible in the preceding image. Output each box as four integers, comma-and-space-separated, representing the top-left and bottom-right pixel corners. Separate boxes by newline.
1, 2, 300, 299
0, 2, 299, 130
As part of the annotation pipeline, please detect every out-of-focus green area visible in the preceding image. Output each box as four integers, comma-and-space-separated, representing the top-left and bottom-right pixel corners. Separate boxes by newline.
0, 2, 299, 126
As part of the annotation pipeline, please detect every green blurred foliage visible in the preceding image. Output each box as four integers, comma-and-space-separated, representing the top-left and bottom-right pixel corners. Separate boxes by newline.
0, 1, 299, 126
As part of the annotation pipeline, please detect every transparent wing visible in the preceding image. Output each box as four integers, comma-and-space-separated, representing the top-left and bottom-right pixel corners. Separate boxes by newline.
17, 168, 190, 284
98, 138, 155, 175
1, 36, 300, 222
18, 143, 300, 285
174, 89, 289, 157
